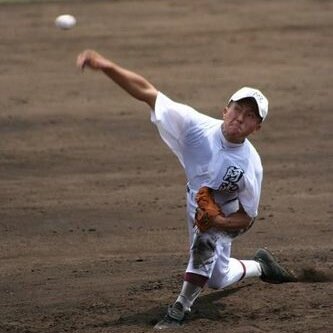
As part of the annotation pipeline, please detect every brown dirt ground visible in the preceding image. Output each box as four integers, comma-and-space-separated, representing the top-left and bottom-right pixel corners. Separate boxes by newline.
0, 0, 332, 332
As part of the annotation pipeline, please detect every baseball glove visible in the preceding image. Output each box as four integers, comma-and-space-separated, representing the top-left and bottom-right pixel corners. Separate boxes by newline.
195, 187, 221, 232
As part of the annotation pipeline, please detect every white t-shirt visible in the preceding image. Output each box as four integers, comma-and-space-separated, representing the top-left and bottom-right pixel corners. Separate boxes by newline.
151, 92, 263, 218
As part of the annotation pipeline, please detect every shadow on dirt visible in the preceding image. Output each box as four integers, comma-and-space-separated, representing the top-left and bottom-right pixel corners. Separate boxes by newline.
105, 284, 251, 328
91, 267, 333, 330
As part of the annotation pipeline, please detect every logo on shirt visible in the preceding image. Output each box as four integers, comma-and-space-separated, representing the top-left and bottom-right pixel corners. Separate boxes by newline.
219, 166, 244, 192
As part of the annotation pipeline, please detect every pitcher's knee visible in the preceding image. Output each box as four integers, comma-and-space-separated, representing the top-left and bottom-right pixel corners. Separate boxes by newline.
207, 278, 224, 289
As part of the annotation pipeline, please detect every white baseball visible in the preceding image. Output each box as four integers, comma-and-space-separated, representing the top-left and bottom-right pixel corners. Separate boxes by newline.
55, 14, 77, 30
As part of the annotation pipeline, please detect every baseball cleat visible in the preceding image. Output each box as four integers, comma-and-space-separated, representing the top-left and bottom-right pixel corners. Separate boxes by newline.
254, 248, 297, 283
153, 302, 185, 330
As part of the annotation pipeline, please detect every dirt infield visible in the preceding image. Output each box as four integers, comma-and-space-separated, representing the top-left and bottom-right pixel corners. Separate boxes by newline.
0, 0, 332, 332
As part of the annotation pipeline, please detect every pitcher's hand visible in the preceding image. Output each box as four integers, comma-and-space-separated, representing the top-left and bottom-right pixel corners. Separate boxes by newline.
76, 49, 110, 71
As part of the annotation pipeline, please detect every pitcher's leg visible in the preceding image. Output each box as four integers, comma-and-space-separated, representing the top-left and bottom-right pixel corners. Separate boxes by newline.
207, 238, 262, 290
208, 257, 262, 289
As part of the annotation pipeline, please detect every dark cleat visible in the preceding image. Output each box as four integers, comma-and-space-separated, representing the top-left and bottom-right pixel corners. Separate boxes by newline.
254, 248, 297, 284
154, 302, 185, 330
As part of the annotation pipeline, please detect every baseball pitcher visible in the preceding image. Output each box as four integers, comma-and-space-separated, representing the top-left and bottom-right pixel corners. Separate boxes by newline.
76, 50, 297, 330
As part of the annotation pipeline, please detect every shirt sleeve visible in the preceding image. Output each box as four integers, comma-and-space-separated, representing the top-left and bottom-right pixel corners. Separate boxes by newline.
150, 92, 195, 168
239, 164, 263, 218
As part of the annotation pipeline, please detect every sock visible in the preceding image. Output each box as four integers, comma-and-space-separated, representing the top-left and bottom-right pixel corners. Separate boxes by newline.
241, 259, 262, 278
175, 280, 202, 312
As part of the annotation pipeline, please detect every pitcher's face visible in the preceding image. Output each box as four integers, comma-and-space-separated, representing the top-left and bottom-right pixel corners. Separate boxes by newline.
222, 101, 262, 143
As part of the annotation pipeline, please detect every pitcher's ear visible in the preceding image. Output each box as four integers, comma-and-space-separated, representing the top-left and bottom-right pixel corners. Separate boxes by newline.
222, 107, 228, 119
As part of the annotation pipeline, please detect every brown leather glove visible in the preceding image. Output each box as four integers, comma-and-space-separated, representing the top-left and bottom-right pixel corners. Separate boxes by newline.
195, 187, 222, 232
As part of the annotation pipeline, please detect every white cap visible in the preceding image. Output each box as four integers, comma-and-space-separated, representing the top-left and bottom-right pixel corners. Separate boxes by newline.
228, 87, 269, 121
